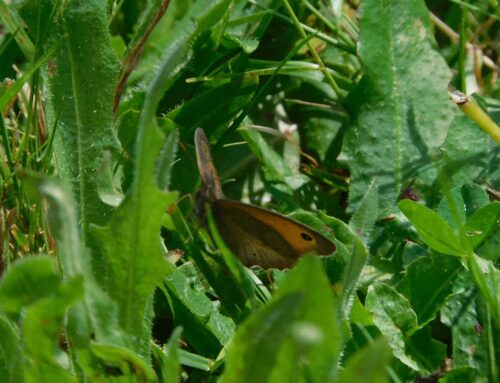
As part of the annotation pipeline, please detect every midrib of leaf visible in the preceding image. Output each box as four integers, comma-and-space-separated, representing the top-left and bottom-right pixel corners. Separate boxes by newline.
122, 88, 163, 331
123, 187, 153, 331
48, 1, 121, 254
346, 0, 456, 215
62, 34, 87, 242
415, 266, 461, 327
368, 284, 419, 369
403, 339, 436, 372
386, 1, 403, 197
88, 19, 199, 355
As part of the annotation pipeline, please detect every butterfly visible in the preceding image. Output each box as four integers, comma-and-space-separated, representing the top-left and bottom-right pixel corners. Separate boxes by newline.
195, 128, 336, 269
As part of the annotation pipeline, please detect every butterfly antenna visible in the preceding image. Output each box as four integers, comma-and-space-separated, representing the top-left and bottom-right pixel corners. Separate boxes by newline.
194, 128, 225, 200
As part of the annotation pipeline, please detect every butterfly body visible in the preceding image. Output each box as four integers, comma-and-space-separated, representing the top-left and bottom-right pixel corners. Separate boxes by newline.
194, 128, 336, 269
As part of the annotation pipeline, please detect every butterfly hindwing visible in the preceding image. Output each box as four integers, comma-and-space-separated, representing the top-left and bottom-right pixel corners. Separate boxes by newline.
212, 199, 336, 269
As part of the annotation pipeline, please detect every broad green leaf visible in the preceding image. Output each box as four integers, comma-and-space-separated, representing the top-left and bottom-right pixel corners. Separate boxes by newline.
219, 292, 303, 383
267, 343, 301, 383
438, 367, 477, 383
220, 257, 342, 383
89, 343, 156, 383
398, 200, 465, 256
0, 256, 60, 315
267, 257, 343, 383
465, 254, 500, 324
349, 180, 379, 242
396, 254, 462, 326
320, 211, 359, 250
22, 276, 84, 383
337, 337, 391, 383
168, 76, 258, 142
0, 314, 22, 383
441, 271, 492, 383
44, 0, 121, 244
343, 0, 456, 215
436, 184, 490, 232
161, 267, 235, 357
349, 296, 374, 326
91, 122, 171, 356
303, 113, 344, 162
92, 30, 191, 357
156, 126, 179, 191
22, 175, 126, 348
436, 186, 468, 230
366, 282, 446, 372
239, 128, 310, 198
442, 114, 500, 190
365, 283, 418, 370
463, 202, 500, 252
405, 326, 447, 373
0, 257, 84, 382
317, 212, 355, 284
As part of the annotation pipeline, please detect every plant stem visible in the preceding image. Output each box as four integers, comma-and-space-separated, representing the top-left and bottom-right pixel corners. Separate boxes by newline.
280, 0, 344, 101
450, 90, 500, 144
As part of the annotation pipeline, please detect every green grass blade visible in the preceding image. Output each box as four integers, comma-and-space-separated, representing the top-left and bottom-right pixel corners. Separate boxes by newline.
152, 327, 182, 382
0, 314, 22, 382
0, 46, 56, 111
0, 1, 35, 60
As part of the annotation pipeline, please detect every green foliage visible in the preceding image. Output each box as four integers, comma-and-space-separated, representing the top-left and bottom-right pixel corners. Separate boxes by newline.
0, 0, 498, 382
398, 199, 466, 257
161, 265, 235, 357
336, 337, 391, 383
0, 256, 83, 382
220, 257, 343, 383
343, 0, 499, 215
43, 0, 121, 244
152, 327, 182, 383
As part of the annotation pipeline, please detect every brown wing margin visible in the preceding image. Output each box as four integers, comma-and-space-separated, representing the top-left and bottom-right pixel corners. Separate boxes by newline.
194, 128, 225, 200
